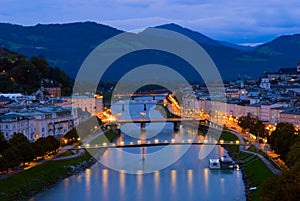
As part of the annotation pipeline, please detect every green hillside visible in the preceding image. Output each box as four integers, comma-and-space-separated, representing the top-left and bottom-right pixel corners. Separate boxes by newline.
0, 48, 72, 94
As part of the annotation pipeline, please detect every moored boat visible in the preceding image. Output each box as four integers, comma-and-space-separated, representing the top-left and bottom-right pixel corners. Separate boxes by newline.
219, 156, 236, 169
209, 159, 221, 169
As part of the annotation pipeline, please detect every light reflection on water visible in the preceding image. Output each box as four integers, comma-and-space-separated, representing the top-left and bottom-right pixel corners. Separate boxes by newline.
85, 169, 91, 200
30, 147, 245, 201
29, 97, 245, 201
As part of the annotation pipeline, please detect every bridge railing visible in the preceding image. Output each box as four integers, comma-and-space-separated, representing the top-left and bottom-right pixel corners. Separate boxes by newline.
74, 139, 252, 149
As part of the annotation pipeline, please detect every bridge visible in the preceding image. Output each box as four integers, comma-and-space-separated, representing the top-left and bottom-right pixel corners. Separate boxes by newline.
75, 139, 250, 150
114, 118, 219, 130
114, 93, 168, 100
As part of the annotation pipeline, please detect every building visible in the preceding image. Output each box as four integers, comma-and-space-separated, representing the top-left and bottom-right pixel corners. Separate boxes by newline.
17, 107, 78, 139
280, 109, 300, 128
260, 77, 270, 89
267, 63, 300, 82
63, 94, 103, 116
0, 93, 24, 102
42, 80, 62, 98
270, 107, 286, 124
0, 96, 12, 106
0, 113, 35, 140
238, 88, 247, 100
260, 102, 289, 122
45, 86, 61, 98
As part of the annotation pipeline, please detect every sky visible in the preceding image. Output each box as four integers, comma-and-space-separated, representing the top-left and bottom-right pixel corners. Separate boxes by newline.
1, 0, 300, 44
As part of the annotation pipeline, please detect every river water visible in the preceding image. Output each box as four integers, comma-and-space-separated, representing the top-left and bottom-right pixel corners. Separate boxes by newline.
29, 96, 245, 201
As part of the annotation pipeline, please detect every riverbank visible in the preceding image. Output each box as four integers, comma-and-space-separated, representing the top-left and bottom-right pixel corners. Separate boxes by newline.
0, 130, 120, 201
220, 131, 276, 201
0, 151, 95, 201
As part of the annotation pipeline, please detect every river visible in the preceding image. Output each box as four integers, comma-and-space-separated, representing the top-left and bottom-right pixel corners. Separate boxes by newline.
29, 96, 245, 201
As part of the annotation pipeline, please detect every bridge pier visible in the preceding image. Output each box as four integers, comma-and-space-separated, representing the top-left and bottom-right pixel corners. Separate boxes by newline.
144, 104, 146, 111
141, 122, 146, 129
153, 96, 155, 100
173, 121, 180, 131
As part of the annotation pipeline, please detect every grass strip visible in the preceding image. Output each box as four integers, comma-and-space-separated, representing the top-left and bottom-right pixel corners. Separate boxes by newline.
220, 131, 276, 201
0, 151, 92, 201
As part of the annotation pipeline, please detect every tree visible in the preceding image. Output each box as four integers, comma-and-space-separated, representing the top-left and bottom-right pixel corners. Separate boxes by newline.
17, 141, 35, 165
261, 176, 281, 201
238, 113, 266, 137
64, 128, 79, 144
30, 56, 51, 76
280, 163, 300, 201
268, 122, 297, 159
9, 133, 28, 147
286, 140, 300, 167
3, 147, 21, 169
0, 154, 8, 172
249, 120, 267, 138
262, 140, 300, 201
45, 136, 60, 154
0, 131, 9, 153
32, 140, 46, 158
238, 113, 253, 131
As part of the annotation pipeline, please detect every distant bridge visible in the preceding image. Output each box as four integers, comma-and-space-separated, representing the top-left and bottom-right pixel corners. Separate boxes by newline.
114, 118, 219, 130
114, 93, 168, 100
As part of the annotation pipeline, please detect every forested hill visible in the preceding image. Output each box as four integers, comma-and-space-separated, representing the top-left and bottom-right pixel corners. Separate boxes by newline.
0, 48, 72, 95
0, 22, 299, 81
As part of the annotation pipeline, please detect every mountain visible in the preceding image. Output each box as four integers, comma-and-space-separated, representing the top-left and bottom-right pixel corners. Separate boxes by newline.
155, 23, 222, 47
217, 41, 255, 51
0, 22, 299, 81
254, 34, 300, 62
153, 23, 299, 79
0, 22, 122, 78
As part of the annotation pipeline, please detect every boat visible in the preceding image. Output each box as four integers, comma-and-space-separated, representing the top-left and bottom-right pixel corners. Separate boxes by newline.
219, 156, 236, 169
209, 159, 221, 169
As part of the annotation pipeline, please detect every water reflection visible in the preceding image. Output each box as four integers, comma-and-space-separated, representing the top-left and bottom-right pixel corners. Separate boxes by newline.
102, 169, 108, 200
137, 170, 143, 201
203, 168, 209, 194
170, 170, 177, 200
29, 97, 245, 201
119, 171, 125, 198
85, 169, 91, 199
187, 169, 193, 198
64, 177, 69, 189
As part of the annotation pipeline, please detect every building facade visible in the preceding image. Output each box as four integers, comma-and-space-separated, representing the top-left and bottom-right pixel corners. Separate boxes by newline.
0, 114, 35, 140
0, 106, 78, 141
63, 94, 103, 116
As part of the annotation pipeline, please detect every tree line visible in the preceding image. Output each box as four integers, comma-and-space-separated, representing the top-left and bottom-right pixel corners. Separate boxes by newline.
0, 132, 60, 172
0, 48, 72, 95
262, 135, 300, 201
238, 113, 267, 139
238, 114, 300, 200
261, 122, 300, 200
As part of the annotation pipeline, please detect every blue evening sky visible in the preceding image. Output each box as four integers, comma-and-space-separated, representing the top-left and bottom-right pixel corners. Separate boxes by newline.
1, 0, 299, 44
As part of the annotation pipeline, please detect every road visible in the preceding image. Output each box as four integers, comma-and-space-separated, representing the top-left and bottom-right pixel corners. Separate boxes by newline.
226, 128, 281, 175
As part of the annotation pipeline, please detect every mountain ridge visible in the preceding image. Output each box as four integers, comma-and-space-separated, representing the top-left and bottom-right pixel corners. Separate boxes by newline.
0, 21, 299, 81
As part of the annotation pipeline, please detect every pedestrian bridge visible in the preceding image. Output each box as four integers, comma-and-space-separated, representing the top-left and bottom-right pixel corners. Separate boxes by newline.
75, 139, 250, 150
